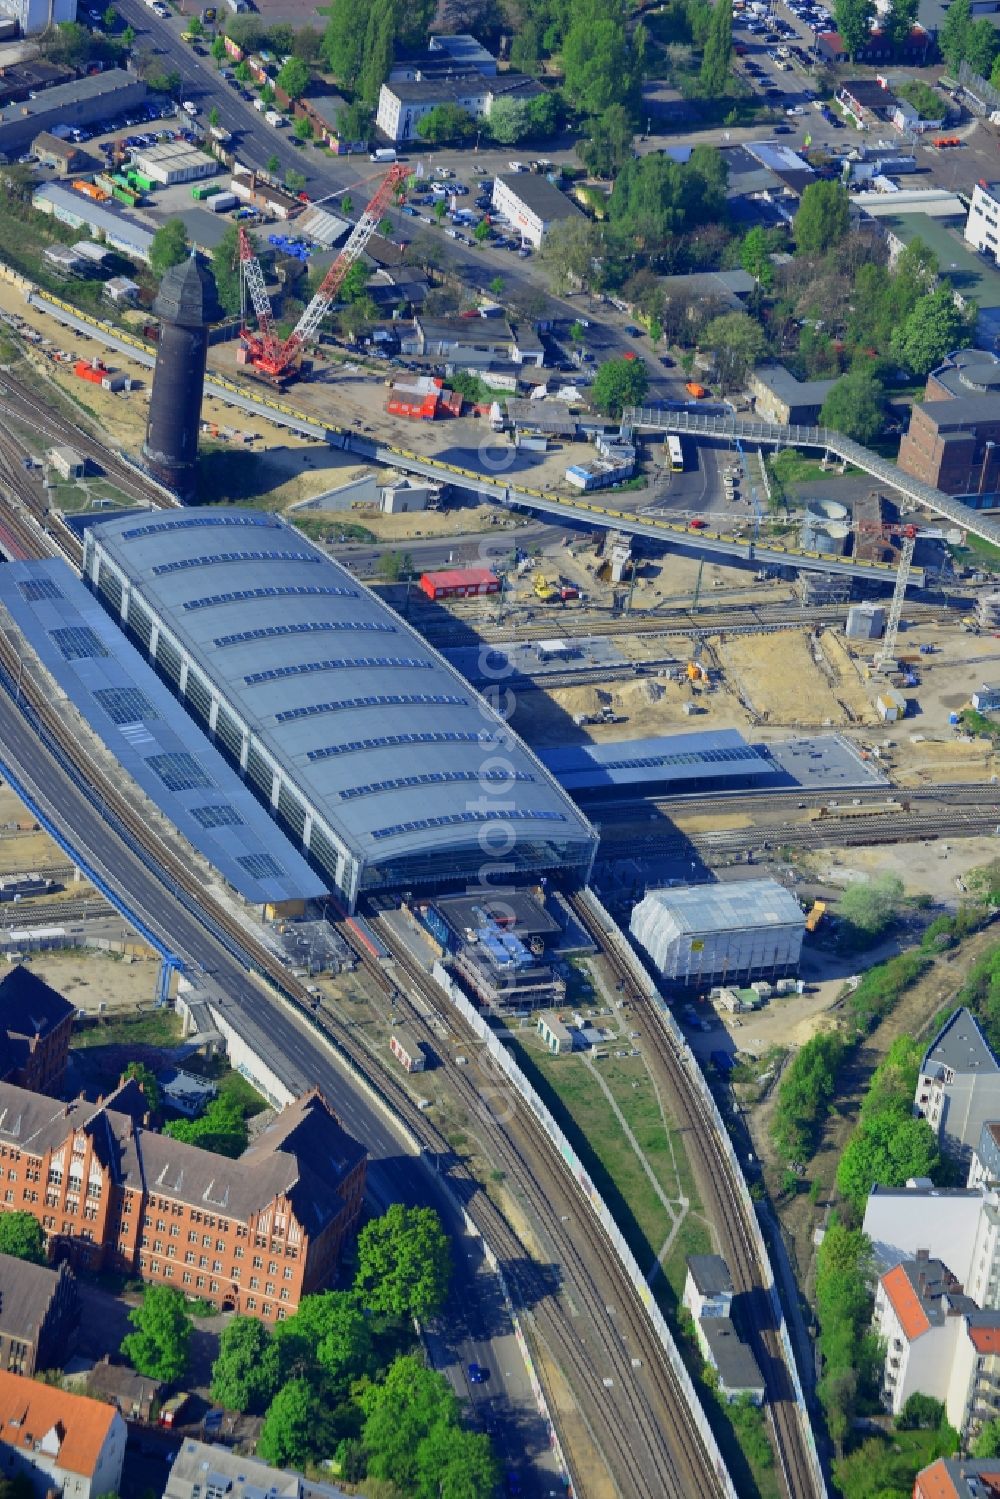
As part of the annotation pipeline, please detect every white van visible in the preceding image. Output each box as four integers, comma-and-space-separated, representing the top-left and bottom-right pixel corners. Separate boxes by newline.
182, 100, 198, 117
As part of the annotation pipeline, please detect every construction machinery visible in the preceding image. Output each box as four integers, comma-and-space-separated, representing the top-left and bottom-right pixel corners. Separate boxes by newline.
237, 161, 410, 385
532, 573, 562, 603
856, 521, 918, 673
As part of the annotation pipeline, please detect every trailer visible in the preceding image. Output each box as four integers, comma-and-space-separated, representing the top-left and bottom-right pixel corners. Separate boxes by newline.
209, 191, 239, 212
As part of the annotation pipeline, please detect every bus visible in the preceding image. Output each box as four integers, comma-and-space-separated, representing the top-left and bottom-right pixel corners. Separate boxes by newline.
667, 435, 684, 472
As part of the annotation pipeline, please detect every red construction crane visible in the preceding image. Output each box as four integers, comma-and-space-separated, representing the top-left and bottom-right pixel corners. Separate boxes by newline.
238, 161, 410, 384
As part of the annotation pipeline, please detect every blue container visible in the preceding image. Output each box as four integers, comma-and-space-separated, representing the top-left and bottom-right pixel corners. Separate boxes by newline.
949, 712, 960, 725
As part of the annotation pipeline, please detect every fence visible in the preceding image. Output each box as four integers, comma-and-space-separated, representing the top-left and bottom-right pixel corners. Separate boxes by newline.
430, 959, 740, 1499
958, 60, 1000, 117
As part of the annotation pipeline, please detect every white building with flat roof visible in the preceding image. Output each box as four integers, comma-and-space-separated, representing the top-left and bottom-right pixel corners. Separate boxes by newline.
491, 173, 584, 248
966, 182, 1000, 265
630, 879, 804, 987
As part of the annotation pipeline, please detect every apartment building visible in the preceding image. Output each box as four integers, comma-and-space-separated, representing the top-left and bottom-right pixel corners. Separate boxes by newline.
0, 966, 74, 1097
0, 1371, 126, 1499
914, 1008, 1000, 1166
0, 1080, 365, 1321
681, 1253, 764, 1404
966, 182, 1000, 266
915, 1458, 1000, 1498
375, 71, 541, 144
165, 1438, 351, 1499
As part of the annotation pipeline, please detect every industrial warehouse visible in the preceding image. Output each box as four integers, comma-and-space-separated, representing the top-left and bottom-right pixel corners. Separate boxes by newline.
83, 511, 598, 909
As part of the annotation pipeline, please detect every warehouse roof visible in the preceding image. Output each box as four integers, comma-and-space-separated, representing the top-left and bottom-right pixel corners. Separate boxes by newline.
32, 183, 154, 258
0, 68, 140, 129
539, 730, 779, 792
495, 173, 583, 222
0, 558, 324, 907
86, 513, 596, 872
634, 879, 804, 937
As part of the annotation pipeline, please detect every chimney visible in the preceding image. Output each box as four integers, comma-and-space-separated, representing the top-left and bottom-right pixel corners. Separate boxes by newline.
916, 1248, 930, 1262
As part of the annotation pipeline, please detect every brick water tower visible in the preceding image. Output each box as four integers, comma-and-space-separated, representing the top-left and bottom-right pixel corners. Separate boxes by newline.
143, 254, 220, 502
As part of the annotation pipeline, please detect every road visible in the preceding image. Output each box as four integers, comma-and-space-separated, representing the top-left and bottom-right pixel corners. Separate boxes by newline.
0, 676, 559, 1495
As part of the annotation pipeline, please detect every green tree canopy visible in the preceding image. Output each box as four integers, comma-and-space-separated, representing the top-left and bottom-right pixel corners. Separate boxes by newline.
257, 1379, 332, 1468
740, 226, 774, 290
773, 1032, 845, 1166
883, 0, 919, 49
150, 219, 190, 277
820, 369, 886, 444
794, 180, 850, 258
0, 1213, 45, 1265
120, 1287, 191, 1384
163, 1095, 247, 1158
939, 0, 970, 67
414, 1423, 501, 1499
275, 1290, 372, 1387
293, 115, 314, 140
700, 0, 732, 95
277, 56, 310, 99
576, 103, 634, 178
892, 283, 973, 376
487, 95, 532, 145
837, 872, 904, 937
122, 1062, 161, 1115
416, 103, 477, 144
354, 1204, 451, 1320
537, 217, 606, 293
562, 0, 641, 117
211, 222, 252, 318
210, 1316, 280, 1412
45, 21, 93, 68
335, 101, 373, 141
836, 1105, 939, 1208
211, 34, 227, 62
832, 0, 875, 56
973, 1419, 1000, 1458
360, 1355, 461, 1493
701, 310, 765, 393
591, 356, 650, 418
609, 146, 727, 252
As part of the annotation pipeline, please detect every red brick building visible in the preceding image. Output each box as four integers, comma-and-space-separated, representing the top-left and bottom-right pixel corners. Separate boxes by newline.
0, 966, 74, 1096
0, 1081, 365, 1322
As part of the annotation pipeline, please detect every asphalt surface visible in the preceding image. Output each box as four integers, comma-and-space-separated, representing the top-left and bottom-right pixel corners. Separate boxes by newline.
0, 681, 555, 1495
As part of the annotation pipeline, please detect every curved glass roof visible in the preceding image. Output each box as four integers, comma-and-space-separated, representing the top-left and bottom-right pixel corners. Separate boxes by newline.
87, 512, 597, 873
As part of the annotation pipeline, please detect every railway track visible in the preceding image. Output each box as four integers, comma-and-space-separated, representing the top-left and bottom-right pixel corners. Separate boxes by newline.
341, 910, 733, 1499
566, 890, 821, 1499
0, 620, 738, 1498
595, 804, 1000, 854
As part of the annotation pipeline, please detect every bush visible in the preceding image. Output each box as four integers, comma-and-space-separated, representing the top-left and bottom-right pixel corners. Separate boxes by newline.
772, 1032, 845, 1166
847, 950, 932, 1032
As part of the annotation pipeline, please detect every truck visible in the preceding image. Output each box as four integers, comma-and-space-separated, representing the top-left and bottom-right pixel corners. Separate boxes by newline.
370, 147, 397, 162
158, 1394, 191, 1429
209, 124, 232, 144
209, 192, 239, 212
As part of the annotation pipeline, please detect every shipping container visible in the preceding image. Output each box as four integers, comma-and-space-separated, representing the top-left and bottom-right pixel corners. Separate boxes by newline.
191, 182, 220, 200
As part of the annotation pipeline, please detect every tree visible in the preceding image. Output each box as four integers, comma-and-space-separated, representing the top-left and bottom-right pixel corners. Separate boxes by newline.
233, 60, 251, 83
700, 0, 732, 95
473, 218, 492, 243
832, 0, 875, 57
609, 147, 728, 251
740, 226, 774, 290
187, 14, 202, 35
836, 1107, 939, 1208
257, 1380, 331, 1468
285, 168, 306, 195
820, 369, 886, 444
276, 55, 310, 100
893, 283, 972, 375
341, 193, 354, 216
966, 16, 999, 74
794, 180, 850, 259
360, 1356, 460, 1492
883, 0, 919, 51
993, 50, 1000, 87
487, 95, 532, 145
123, 1061, 161, 1115
210, 1317, 281, 1413
354, 1204, 451, 1320
538, 217, 605, 293
701, 311, 765, 393
121, 1287, 191, 1384
260, 82, 276, 106
576, 103, 634, 178
335, 102, 372, 142
163, 1095, 247, 1157
590, 356, 649, 418
562, 0, 640, 118
45, 22, 92, 69
293, 25, 322, 61
293, 115, 314, 140
974, 1420, 1000, 1459
122, 23, 134, 46
414, 1424, 501, 1499
838, 872, 904, 937
211, 34, 227, 63
208, 105, 220, 127
416, 103, 476, 145
266, 153, 281, 176
377, 550, 414, 582
489, 275, 505, 298
150, 219, 189, 277
433, 197, 448, 224
898, 1393, 945, 1430
527, 92, 560, 136
275, 1291, 372, 1387
0, 1213, 45, 1265
357, 0, 397, 103
939, 0, 972, 68
103, 4, 116, 26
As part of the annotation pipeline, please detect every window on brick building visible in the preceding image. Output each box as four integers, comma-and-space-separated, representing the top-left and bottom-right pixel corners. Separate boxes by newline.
234, 1246, 244, 1259
3, 1193, 11, 1206
188, 1231, 198, 1243
199, 1257, 208, 1269
216, 1240, 225, 1253
213, 1260, 222, 1273
182, 1272, 192, 1285
280, 1288, 289, 1301
210, 1281, 219, 1293
265, 1283, 275, 1296
170, 1224, 179, 1237
252, 1256, 263, 1269
268, 1262, 277, 1275
184, 1252, 195, 1265
249, 1277, 259, 1290
196, 1276, 205, 1288
276, 1307, 286, 1320
283, 1267, 292, 1280
246, 1297, 256, 1310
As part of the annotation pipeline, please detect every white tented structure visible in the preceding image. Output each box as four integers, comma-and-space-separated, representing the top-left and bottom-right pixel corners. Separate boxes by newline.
630, 879, 805, 988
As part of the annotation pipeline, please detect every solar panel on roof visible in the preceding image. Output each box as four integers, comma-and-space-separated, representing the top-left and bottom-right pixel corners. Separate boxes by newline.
214, 620, 396, 649
152, 550, 318, 577
93, 686, 159, 726
370, 807, 566, 841
276, 692, 467, 724
18, 578, 63, 603
50, 626, 109, 662
123, 514, 277, 541
237, 852, 285, 880
146, 752, 213, 792
245, 656, 431, 685
341, 768, 533, 801
191, 803, 245, 829
308, 730, 494, 763
184, 585, 358, 612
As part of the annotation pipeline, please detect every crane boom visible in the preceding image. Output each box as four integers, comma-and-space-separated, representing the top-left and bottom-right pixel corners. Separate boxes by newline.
237, 163, 410, 383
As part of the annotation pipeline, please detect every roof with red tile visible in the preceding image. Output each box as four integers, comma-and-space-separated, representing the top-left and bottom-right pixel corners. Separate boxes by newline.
0, 1369, 119, 1477
914, 1460, 960, 1499
881, 1263, 931, 1340
969, 1324, 1000, 1355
